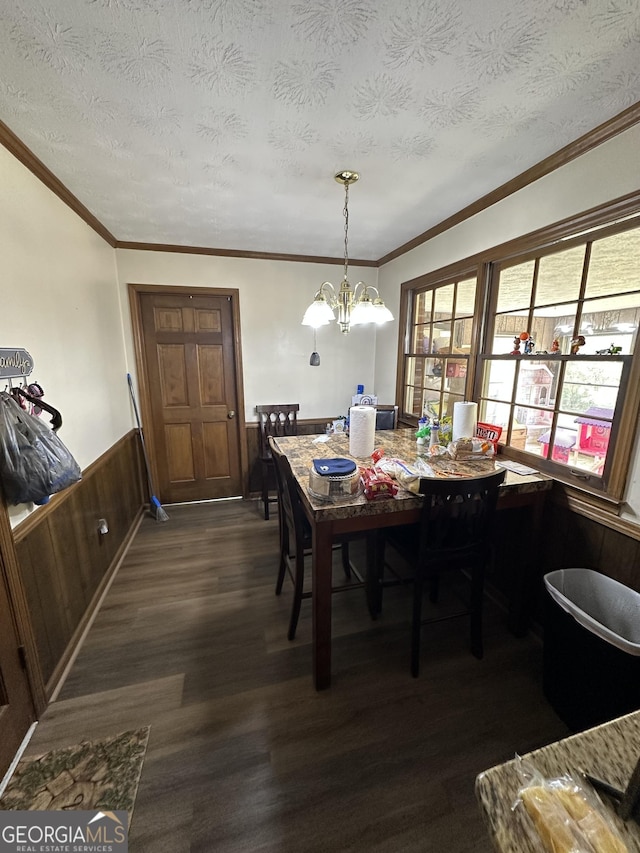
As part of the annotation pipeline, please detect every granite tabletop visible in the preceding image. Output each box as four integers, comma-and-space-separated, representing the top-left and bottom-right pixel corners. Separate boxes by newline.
274, 429, 553, 521
476, 710, 640, 851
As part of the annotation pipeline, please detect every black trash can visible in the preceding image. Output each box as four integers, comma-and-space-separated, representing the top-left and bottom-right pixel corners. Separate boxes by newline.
543, 568, 640, 732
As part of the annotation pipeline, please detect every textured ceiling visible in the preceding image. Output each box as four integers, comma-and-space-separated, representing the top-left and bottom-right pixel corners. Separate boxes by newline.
1, 0, 639, 261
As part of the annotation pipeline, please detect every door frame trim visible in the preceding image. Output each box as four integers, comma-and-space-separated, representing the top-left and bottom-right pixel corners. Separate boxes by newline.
128, 283, 249, 501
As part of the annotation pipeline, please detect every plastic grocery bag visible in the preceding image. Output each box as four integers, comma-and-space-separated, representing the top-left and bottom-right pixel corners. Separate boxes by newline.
0, 391, 81, 505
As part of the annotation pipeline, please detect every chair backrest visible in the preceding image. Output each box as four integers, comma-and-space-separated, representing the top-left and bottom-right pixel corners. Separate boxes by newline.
256, 404, 299, 456
375, 405, 399, 430
268, 435, 307, 548
417, 468, 506, 564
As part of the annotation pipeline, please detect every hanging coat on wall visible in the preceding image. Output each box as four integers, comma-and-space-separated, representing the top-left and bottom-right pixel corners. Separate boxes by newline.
0, 392, 81, 505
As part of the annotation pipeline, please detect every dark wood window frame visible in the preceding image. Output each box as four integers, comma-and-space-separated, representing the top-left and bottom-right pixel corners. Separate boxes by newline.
397, 190, 640, 510
396, 263, 484, 424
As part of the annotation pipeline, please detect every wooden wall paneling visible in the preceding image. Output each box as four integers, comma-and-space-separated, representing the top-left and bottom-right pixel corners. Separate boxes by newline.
599, 527, 640, 592
11, 431, 146, 700
557, 509, 605, 570
96, 457, 122, 571
73, 475, 106, 601
48, 505, 92, 628
14, 527, 70, 686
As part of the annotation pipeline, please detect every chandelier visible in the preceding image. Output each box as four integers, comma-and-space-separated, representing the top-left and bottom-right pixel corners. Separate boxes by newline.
301, 170, 393, 335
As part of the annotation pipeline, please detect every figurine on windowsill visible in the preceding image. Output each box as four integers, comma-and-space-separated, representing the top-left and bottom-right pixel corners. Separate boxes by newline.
570, 335, 586, 354
551, 338, 560, 353
514, 331, 535, 355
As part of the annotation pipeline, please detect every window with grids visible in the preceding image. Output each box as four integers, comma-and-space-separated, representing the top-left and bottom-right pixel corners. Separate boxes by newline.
402, 273, 478, 421
478, 222, 640, 489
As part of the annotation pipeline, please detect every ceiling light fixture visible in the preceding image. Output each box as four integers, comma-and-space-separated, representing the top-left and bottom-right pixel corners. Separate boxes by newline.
301, 170, 393, 334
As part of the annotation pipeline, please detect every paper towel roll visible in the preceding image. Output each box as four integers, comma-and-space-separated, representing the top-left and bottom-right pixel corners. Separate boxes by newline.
452, 401, 478, 441
349, 405, 376, 458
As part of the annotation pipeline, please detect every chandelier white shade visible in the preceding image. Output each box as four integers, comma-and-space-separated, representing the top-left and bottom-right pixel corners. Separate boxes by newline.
301, 171, 393, 335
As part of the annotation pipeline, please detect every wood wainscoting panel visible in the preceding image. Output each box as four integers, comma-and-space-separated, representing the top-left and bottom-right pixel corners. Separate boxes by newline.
12, 430, 146, 699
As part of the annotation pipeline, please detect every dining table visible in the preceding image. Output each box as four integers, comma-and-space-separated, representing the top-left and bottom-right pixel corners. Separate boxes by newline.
273, 428, 553, 690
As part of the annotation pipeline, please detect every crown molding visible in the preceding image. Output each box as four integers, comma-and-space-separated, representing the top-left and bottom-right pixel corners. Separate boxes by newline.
3, 101, 639, 265
0, 119, 117, 248
378, 100, 640, 266
115, 241, 377, 266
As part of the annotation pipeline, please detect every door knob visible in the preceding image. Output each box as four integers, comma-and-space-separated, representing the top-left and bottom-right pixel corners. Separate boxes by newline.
228, 410, 235, 418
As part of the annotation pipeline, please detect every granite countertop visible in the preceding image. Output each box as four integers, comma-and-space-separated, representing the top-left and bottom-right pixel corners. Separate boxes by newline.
274, 429, 553, 520
476, 710, 640, 851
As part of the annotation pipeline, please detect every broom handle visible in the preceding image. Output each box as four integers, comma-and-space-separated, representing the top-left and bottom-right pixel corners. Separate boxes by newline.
127, 373, 157, 500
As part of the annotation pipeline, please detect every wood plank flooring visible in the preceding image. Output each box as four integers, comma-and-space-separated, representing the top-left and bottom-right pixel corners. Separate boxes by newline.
21, 500, 569, 852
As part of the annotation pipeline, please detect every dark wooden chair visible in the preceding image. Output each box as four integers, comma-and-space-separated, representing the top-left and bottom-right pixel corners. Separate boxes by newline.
375, 405, 399, 430
370, 469, 505, 676
256, 403, 299, 520
269, 436, 361, 640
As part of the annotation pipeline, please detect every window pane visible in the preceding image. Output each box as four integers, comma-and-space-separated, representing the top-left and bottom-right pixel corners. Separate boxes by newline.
442, 391, 464, 420
452, 318, 473, 351
580, 294, 640, 354
492, 311, 531, 354
424, 358, 444, 387
478, 400, 511, 438
536, 245, 585, 306
585, 227, 640, 299
433, 320, 453, 352
515, 360, 560, 413
530, 304, 579, 354
412, 323, 432, 354
496, 260, 535, 313
511, 407, 550, 451
538, 424, 577, 465
423, 389, 443, 418
433, 284, 455, 318
456, 278, 477, 316
404, 387, 422, 417
481, 359, 516, 402
560, 360, 622, 413
444, 357, 468, 382
415, 290, 432, 324
564, 407, 612, 475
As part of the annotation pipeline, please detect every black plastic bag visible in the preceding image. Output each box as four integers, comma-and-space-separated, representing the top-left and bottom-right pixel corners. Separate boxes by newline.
0, 391, 81, 505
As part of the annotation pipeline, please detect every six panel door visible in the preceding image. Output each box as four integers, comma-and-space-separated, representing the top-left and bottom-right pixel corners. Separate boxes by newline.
140, 292, 242, 503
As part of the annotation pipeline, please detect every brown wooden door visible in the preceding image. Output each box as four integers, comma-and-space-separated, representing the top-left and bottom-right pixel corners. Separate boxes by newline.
0, 555, 36, 776
139, 291, 243, 503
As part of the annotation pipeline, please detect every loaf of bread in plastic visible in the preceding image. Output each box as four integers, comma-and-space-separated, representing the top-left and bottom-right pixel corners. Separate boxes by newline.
520, 784, 584, 853
554, 786, 627, 853
521, 782, 628, 853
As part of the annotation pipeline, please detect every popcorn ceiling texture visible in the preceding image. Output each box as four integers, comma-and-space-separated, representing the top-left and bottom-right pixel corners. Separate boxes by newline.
0, 0, 638, 258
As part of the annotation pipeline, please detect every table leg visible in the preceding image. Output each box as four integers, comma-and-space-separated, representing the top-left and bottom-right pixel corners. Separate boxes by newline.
312, 519, 334, 690
366, 529, 385, 618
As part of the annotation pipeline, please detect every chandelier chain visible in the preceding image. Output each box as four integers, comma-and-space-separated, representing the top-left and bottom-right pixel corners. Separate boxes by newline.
343, 182, 349, 280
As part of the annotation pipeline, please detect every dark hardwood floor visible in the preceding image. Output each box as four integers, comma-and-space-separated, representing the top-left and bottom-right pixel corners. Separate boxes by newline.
21, 500, 569, 852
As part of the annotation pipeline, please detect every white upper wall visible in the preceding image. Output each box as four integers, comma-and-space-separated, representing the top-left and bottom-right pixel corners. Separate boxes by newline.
0, 145, 130, 524
115, 249, 385, 423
